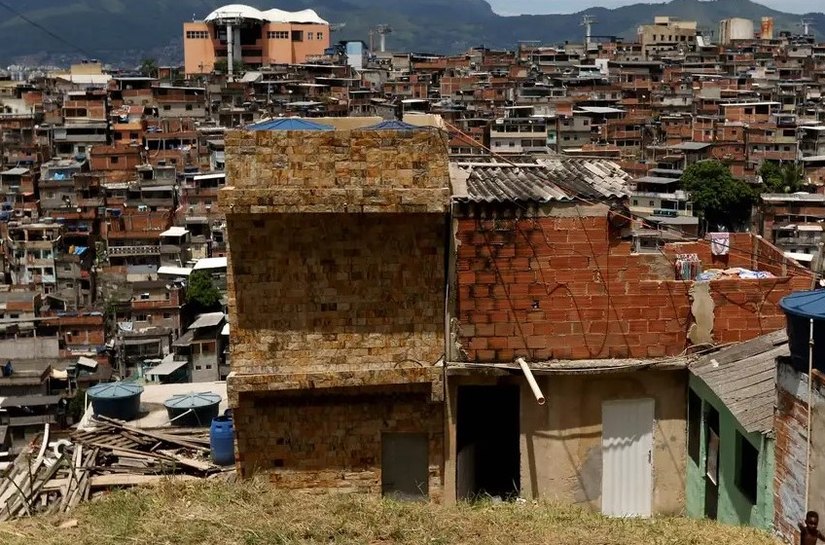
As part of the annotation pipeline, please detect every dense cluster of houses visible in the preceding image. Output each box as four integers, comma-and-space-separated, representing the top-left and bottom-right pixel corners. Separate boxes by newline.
0, 60, 233, 456
0, 4, 825, 542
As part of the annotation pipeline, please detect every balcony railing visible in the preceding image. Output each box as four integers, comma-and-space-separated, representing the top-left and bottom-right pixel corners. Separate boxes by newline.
107, 245, 161, 256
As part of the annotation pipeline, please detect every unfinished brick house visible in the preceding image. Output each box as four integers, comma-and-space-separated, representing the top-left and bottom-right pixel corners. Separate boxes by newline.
222, 118, 450, 499
447, 157, 810, 513
222, 120, 811, 511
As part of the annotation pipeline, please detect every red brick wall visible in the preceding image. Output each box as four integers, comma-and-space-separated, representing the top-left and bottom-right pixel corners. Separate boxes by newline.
455, 212, 811, 362
774, 365, 825, 543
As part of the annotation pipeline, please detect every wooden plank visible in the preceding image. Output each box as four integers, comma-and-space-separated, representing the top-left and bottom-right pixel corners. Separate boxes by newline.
90, 474, 198, 488
159, 451, 216, 473
93, 416, 208, 451
41, 478, 70, 492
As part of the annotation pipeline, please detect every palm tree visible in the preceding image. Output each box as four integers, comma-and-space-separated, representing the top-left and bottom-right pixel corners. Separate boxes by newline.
779, 163, 805, 193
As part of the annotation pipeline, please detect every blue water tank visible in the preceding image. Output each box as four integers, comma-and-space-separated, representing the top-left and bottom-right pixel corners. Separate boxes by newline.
780, 290, 825, 373
164, 392, 221, 427
87, 382, 143, 421
210, 415, 235, 466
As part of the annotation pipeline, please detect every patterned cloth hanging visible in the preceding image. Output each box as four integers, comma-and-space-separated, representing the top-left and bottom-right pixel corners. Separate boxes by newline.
675, 253, 701, 280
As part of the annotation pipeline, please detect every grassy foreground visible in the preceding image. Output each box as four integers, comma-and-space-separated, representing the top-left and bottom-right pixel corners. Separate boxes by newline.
0, 478, 778, 545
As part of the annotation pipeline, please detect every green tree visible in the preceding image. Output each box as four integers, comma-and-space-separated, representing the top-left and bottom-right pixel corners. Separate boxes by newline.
212, 59, 246, 76
68, 389, 87, 423
681, 160, 756, 231
139, 58, 158, 77
186, 271, 222, 311
759, 161, 805, 193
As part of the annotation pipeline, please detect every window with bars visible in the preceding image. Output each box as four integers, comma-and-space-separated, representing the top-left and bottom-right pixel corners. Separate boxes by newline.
186, 31, 209, 39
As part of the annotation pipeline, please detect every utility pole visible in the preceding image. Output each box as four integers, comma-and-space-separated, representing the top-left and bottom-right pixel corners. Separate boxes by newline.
810, 231, 825, 289
581, 15, 596, 50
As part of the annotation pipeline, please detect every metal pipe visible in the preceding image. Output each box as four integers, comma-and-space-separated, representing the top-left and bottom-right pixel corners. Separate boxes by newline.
806, 317, 814, 512
517, 357, 546, 405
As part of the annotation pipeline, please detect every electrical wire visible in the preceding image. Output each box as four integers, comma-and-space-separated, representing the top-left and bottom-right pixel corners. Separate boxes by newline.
0, 0, 94, 59
446, 119, 811, 276
449, 119, 807, 357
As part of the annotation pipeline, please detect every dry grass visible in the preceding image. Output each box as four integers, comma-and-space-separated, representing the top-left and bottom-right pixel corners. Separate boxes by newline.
0, 478, 778, 545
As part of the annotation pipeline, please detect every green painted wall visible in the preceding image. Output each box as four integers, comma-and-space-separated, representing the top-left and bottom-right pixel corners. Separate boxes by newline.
685, 375, 774, 529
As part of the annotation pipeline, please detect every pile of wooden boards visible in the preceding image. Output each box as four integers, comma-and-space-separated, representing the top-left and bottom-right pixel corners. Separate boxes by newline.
0, 416, 229, 521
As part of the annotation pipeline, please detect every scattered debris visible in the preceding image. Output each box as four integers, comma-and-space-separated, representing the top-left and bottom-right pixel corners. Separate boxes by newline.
0, 417, 231, 520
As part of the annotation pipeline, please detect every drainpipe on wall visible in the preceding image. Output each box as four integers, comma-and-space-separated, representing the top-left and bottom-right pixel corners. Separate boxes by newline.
806, 317, 814, 513
516, 357, 545, 405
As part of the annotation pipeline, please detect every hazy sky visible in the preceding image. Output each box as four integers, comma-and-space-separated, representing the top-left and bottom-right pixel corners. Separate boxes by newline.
486, 0, 820, 16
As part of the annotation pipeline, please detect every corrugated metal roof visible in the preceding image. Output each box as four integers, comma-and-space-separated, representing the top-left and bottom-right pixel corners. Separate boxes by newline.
158, 266, 192, 277
635, 175, 679, 185
1, 167, 29, 176
160, 226, 189, 237
691, 329, 788, 434
172, 330, 195, 347
365, 119, 421, 130
451, 158, 631, 204
188, 312, 225, 330
247, 118, 333, 131
192, 257, 227, 271
145, 357, 188, 376
0, 394, 62, 408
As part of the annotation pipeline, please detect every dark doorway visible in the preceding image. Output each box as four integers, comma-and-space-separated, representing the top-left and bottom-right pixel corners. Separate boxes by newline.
456, 385, 520, 500
704, 405, 720, 520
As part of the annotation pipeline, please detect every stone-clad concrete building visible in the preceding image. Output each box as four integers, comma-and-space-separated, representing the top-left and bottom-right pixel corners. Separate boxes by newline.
221, 119, 450, 498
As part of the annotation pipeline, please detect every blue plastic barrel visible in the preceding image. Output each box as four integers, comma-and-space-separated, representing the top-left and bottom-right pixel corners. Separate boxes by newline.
210, 415, 235, 466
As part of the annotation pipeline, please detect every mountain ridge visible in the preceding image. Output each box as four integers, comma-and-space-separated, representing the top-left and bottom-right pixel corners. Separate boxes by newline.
0, 0, 822, 67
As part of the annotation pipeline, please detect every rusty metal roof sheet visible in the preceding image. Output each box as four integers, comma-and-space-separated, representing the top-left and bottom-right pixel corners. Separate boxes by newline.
691, 329, 788, 434
451, 158, 631, 204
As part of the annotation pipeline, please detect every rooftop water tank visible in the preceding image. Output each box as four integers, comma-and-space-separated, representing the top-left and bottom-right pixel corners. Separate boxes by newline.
87, 382, 143, 421
164, 392, 222, 427
779, 290, 825, 373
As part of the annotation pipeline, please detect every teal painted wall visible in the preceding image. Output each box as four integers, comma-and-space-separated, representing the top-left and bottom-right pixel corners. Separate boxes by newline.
685, 375, 774, 529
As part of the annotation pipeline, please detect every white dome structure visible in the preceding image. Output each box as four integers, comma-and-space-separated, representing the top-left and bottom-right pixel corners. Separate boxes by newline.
204, 4, 328, 25
204, 4, 266, 22
262, 8, 328, 25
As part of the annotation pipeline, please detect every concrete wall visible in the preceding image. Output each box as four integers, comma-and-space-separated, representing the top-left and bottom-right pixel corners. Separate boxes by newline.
443, 369, 687, 513
686, 375, 774, 529
0, 336, 59, 359
191, 346, 219, 383
775, 362, 825, 542
183, 22, 216, 75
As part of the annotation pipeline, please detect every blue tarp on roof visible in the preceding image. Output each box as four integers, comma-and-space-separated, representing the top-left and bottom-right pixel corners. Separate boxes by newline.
779, 290, 825, 319
71, 246, 88, 255
247, 118, 333, 131
365, 119, 421, 130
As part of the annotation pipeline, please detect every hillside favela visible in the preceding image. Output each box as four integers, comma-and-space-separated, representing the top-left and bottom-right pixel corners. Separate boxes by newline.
2, 0, 825, 543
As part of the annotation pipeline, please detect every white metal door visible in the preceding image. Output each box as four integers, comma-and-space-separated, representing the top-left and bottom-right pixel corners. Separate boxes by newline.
601, 398, 654, 517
